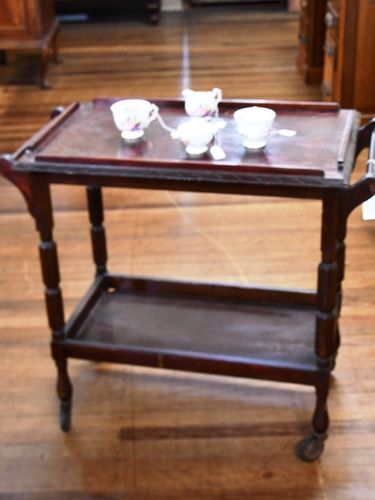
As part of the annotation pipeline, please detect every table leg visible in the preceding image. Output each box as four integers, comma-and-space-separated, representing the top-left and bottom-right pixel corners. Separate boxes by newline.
297, 192, 339, 462
40, 46, 50, 90
86, 186, 108, 276
332, 203, 348, 369
31, 178, 72, 431
52, 24, 61, 64
0, 50, 7, 65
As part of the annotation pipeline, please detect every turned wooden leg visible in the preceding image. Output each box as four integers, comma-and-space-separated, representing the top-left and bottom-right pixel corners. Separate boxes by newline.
32, 178, 72, 431
297, 193, 339, 462
332, 202, 348, 370
86, 186, 108, 276
0, 50, 7, 65
54, 354, 73, 432
52, 25, 61, 64
40, 46, 50, 89
297, 375, 329, 462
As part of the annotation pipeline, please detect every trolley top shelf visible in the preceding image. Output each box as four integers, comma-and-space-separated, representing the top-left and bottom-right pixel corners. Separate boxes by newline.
13, 98, 360, 185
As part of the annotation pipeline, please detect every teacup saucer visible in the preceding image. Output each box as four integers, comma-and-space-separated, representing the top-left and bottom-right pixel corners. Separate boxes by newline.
121, 130, 144, 141
243, 139, 267, 150
185, 145, 208, 156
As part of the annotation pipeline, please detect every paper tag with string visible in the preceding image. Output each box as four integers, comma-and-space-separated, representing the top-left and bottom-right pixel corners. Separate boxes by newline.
362, 156, 375, 220
362, 195, 375, 220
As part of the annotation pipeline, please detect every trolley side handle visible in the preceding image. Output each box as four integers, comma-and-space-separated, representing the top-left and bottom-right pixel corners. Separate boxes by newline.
355, 117, 375, 159
366, 125, 375, 176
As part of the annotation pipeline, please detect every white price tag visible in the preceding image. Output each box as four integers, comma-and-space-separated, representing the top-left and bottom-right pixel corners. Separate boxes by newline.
362, 195, 375, 220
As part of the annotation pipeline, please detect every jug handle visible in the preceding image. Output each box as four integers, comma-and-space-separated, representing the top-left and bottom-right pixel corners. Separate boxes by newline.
148, 104, 159, 123
213, 88, 222, 102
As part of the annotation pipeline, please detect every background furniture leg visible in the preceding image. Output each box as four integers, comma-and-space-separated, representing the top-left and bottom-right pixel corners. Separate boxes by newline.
52, 24, 60, 64
40, 46, 50, 89
0, 50, 7, 65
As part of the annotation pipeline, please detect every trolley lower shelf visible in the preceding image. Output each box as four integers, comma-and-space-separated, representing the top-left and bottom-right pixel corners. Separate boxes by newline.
61, 274, 320, 386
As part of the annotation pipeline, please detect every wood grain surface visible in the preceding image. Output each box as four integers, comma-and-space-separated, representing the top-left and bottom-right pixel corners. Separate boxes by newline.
0, 6, 374, 499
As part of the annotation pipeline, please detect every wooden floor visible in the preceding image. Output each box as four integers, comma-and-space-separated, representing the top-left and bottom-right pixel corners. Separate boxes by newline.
0, 6, 374, 499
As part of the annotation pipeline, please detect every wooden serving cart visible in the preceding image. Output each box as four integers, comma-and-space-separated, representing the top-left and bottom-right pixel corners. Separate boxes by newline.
1, 98, 374, 462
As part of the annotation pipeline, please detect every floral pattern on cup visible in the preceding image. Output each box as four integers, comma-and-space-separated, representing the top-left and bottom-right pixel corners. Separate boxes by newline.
182, 88, 222, 119
110, 99, 159, 141
176, 118, 223, 156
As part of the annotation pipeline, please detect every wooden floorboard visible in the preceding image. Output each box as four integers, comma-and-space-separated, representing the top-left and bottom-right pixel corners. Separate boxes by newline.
0, 6, 374, 499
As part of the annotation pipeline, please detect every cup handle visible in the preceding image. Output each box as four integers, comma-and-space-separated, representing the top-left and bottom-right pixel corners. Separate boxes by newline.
213, 88, 222, 103
148, 104, 159, 123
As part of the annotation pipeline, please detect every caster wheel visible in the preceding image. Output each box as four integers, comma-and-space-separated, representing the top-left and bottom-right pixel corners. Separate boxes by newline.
60, 400, 71, 432
296, 434, 325, 462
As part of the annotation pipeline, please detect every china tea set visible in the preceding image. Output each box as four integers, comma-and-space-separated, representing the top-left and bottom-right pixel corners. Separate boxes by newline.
110, 88, 291, 158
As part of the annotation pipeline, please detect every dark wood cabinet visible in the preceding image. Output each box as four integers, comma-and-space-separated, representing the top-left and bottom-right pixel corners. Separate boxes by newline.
298, 0, 375, 120
297, 0, 327, 83
322, 0, 375, 121
0, 0, 60, 88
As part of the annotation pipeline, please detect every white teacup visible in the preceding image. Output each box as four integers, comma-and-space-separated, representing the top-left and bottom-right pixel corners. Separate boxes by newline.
233, 106, 276, 149
176, 119, 219, 156
182, 88, 222, 119
110, 99, 159, 140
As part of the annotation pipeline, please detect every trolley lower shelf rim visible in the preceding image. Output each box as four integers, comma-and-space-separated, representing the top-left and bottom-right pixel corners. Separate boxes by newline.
62, 274, 321, 385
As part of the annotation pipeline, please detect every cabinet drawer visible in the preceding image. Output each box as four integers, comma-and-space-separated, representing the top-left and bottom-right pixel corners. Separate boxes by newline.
0, 0, 55, 39
0, 0, 29, 38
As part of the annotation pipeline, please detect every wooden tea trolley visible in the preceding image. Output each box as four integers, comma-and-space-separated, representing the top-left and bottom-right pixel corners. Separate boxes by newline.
1, 98, 374, 462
